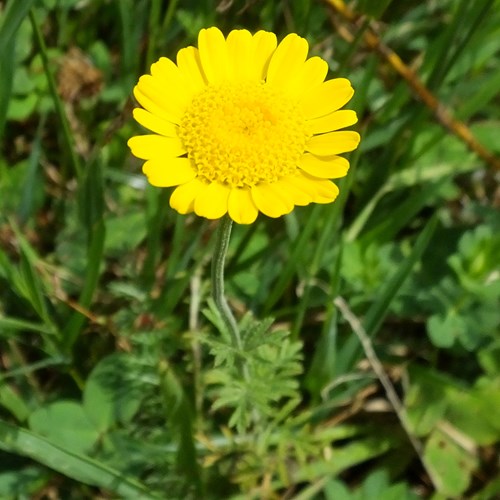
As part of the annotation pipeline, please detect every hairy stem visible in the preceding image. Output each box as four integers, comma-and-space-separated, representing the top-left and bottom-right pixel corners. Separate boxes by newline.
211, 216, 248, 378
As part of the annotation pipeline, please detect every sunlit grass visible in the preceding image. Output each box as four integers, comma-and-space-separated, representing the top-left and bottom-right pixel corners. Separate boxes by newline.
0, 0, 499, 498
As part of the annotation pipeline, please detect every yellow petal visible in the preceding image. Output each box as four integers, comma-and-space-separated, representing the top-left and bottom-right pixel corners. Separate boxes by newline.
198, 27, 230, 84
272, 178, 301, 207
276, 176, 312, 206
308, 109, 358, 135
176, 46, 207, 92
228, 188, 258, 224
170, 178, 205, 214
251, 183, 294, 218
150, 56, 176, 78
298, 153, 350, 179
136, 75, 187, 119
127, 135, 185, 160
150, 58, 184, 88
306, 131, 360, 156
143, 158, 196, 187
194, 181, 231, 219
133, 86, 179, 124
134, 80, 184, 123
149, 57, 196, 108
227, 29, 254, 81
287, 171, 339, 203
300, 78, 354, 119
311, 179, 339, 203
283, 56, 328, 99
283, 173, 319, 200
251, 30, 277, 81
266, 34, 309, 88
132, 108, 178, 137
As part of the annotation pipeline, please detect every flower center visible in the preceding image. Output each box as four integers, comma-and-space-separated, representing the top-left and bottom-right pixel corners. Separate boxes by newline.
178, 82, 310, 188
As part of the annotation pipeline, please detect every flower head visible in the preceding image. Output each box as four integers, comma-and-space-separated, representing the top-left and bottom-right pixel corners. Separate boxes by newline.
128, 27, 360, 224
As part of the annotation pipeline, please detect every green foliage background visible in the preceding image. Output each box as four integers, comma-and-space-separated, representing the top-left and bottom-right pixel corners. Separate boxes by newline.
1, 0, 499, 498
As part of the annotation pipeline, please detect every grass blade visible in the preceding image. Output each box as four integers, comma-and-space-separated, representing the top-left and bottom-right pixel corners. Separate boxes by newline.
29, 9, 81, 179
0, 315, 55, 336
339, 213, 439, 374
0, 0, 34, 52
0, 0, 34, 136
62, 220, 105, 353
264, 206, 321, 313
0, 419, 159, 498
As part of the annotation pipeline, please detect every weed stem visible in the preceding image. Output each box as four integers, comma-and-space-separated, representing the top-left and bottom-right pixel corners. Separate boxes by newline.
211, 216, 249, 380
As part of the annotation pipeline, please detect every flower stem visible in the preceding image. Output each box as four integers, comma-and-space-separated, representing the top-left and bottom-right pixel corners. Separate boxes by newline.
211, 217, 259, 429
211, 216, 245, 370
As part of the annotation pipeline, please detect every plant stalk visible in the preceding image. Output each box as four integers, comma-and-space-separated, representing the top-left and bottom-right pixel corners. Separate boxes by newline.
211, 216, 248, 378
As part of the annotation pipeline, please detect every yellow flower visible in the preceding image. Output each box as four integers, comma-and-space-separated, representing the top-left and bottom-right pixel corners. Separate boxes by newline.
128, 27, 360, 224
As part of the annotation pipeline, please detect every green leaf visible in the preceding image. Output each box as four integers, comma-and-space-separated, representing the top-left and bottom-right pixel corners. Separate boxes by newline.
0, 419, 158, 498
83, 354, 143, 431
448, 376, 500, 445
0, 383, 30, 422
105, 212, 147, 256
158, 360, 201, 496
62, 219, 106, 352
471, 121, 500, 153
359, 470, 419, 500
6, 223, 56, 333
19, 113, 46, 223
0, 0, 34, 134
478, 340, 500, 376
405, 372, 448, 437
472, 474, 500, 500
264, 205, 322, 312
363, 214, 438, 335
0, 466, 42, 498
339, 214, 438, 374
323, 479, 353, 500
28, 401, 99, 455
0, 33, 15, 139
204, 311, 303, 432
357, 0, 394, 18
425, 427, 477, 497
28, 9, 82, 179
78, 158, 105, 232
295, 435, 394, 482
427, 311, 465, 348
405, 365, 500, 446
449, 225, 500, 291
0, 315, 55, 336
0, 0, 34, 53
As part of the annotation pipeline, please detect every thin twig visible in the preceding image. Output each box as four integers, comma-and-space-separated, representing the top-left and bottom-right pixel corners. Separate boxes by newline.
333, 296, 439, 490
324, 0, 500, 171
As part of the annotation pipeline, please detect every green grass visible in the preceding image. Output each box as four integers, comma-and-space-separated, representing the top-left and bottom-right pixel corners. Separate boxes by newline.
1, 0, 499, 498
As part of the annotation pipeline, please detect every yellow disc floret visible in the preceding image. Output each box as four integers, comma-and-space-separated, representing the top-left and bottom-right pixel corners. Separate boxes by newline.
178, 82, 310, 188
